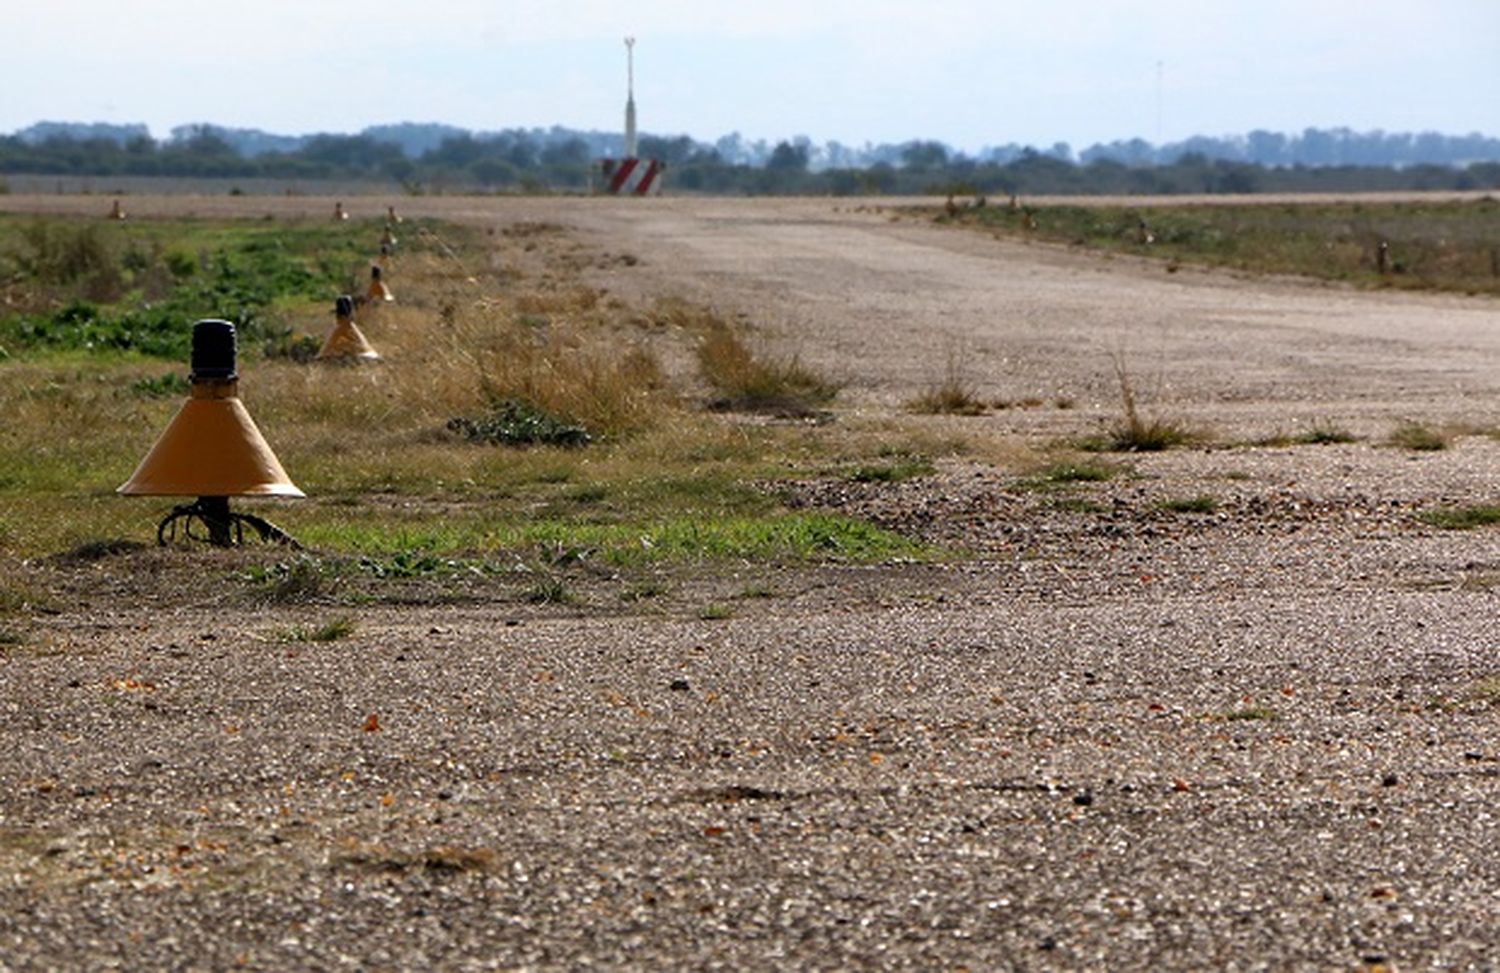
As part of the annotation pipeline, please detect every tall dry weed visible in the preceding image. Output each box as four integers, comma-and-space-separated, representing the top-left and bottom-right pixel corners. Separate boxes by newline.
1105, 349, 1195, 451
907, 345, 986, 415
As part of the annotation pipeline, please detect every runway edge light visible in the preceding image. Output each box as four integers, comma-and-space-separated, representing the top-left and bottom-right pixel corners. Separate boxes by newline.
317, 295, 381, 362
368, 264, 394, 303
118, 319, 303, 547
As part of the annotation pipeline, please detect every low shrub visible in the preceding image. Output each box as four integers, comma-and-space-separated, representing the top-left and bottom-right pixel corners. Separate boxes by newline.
448, 398, 592, 448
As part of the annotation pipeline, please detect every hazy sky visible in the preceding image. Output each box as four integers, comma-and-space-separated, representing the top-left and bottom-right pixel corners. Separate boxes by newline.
6, 1, 1497, 151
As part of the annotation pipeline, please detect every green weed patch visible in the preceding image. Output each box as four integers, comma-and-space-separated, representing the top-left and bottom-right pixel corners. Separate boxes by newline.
447, 398, 593, 448
0, 216, 389, 360
1418, 504, 1500, 531
297, 512, 923, 566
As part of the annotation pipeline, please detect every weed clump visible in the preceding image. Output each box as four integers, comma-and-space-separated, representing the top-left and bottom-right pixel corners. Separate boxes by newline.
524, 573, 573, 605
278, 616, 356, 642
1042, 462, 1117, 484
1220, 705, 1277, 721
1158, 495, 1220, 514
1101, 351, 1195, 452
908, 379, 986, 415
849, 457, 935, 483
1108, 409, 1194, 452
448, 398, 592, 448
1389, 421, 1449, 451
358, 551, 455, 578
1418, 504, 1500, 531
245, 557, 335, 603
908, 348, 986, 415
695, 320, 839, 417
1295, 422, 1357, 445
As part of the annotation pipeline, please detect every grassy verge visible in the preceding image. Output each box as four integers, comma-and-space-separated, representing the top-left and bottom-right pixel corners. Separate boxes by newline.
0, 213, 943, 571
923, 197, 1500, 296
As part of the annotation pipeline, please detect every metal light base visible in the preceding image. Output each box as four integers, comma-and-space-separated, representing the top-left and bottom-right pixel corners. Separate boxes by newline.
156, 496, 299, 549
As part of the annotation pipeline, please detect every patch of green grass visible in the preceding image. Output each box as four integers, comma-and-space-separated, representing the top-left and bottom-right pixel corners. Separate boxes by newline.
0, 216, 376, 361
129, 371, 189, 398
359, 550, 462, 578
1253, 421, 1358, 447
290, 516, 481, 556
243, 557, 337, 603
1049, 496, 1107, 514
619, 580, 668, 602
698, 602, 734, 620
293, 483, 925, 565
524, 574, 572, 605
1418, 504, 1500, 531
564, 484, 609, 504
1219, 705, 1278, 722
1042, 462, 1117, 484
849, 457, 935, 483
1468, 676, 1500, 705
1295, 422, 1358, 445
1389, 421, 1449, 452
1014, 460, 1121, 493
277, 616, 356, 642
1158, 495, 1220, 514
511, 513, 925, 566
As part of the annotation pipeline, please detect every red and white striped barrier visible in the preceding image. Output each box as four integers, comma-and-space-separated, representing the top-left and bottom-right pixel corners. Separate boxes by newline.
600, 157, 663, 196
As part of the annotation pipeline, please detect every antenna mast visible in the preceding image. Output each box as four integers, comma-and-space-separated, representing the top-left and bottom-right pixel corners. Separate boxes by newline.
624, 37, 638, 159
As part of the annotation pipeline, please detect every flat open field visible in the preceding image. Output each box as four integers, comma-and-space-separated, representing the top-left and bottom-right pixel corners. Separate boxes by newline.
2, 192, 1499, 970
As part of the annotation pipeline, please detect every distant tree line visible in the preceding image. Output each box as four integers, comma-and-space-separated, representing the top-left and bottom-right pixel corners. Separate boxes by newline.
2, 122, 1498, 195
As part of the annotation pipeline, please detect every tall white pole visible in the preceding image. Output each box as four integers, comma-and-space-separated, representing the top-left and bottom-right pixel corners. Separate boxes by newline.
624, 37, 638, 159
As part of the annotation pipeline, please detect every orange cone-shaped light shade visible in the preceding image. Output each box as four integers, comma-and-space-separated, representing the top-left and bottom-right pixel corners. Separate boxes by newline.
118, 319, 303, 498
368, 265, 394, 303
118, 383, 304, 497
317, 296, 380, 361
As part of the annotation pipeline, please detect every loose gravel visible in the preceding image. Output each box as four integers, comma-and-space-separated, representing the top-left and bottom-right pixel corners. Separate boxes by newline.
2, 193, 1499, 971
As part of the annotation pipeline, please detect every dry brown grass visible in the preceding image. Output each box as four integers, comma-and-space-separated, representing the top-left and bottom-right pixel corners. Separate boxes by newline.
1101, 349, 1197, 452
0, 216, 965, 559
907, 353, 987, 416
694, 319, 840, 416
636, 297, 842, 415
255, 241, 672, 453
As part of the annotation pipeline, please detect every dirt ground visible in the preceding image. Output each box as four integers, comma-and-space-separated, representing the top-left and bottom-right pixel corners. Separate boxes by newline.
3, 193, 1500, 970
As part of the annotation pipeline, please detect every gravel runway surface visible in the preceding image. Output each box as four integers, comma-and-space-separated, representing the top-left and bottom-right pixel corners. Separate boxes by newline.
2, 193, 1499, 970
